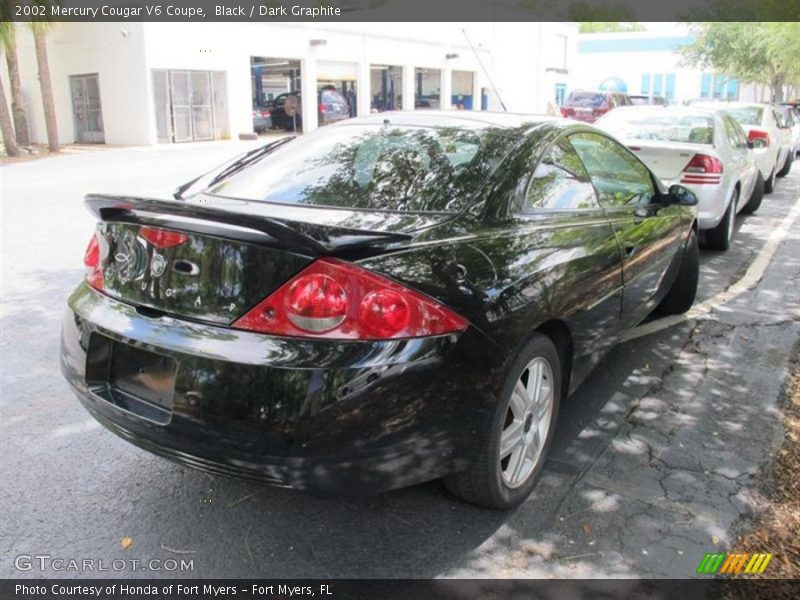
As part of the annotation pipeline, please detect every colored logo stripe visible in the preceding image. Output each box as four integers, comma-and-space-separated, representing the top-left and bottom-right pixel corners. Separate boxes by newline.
697, 553, 773, 575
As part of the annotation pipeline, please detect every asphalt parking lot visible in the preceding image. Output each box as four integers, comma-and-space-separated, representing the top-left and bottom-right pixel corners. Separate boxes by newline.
1, 141, 798, 579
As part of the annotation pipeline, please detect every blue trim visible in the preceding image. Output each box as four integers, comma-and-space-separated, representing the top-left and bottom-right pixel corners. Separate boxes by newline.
641, 74, 650, 94
578, 36, 693, 54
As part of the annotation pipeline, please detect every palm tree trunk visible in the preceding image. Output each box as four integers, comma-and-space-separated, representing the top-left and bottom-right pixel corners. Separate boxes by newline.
33, 25, 58, 153
4, 25, 30, 147
0, 70, 20, 157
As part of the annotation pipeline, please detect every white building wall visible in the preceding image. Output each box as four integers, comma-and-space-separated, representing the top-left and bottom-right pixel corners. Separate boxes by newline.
9, 21, 579, 146
8, 22, 151, 146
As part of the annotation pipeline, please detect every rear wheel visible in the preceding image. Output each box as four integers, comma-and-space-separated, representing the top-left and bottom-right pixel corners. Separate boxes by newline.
741, 171, 764, 215
777, 151, 793, 178
765, 165, 777, 193
658, 228, 699, 315
705, 188, 737, 251
444, 334, 561, 509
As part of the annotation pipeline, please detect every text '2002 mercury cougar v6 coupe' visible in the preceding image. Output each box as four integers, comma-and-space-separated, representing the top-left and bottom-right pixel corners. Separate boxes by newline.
61, 112, 700, 509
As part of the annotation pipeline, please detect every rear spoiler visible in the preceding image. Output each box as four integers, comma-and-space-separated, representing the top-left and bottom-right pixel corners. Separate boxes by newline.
85, 194, 412, 255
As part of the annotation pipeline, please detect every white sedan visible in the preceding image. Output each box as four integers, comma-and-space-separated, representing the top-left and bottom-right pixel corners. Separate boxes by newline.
693, 101, 793, 193
596, 106, 761, 251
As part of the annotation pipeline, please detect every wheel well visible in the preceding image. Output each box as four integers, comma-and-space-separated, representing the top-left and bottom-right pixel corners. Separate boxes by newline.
536, 319, 573, 399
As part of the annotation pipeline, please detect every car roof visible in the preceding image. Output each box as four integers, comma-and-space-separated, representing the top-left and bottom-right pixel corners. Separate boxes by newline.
602, 105, 718, 118
338, 110, 562, 135
692, 101, 772, 110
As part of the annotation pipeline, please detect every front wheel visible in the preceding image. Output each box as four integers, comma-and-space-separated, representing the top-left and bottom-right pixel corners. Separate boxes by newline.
741, 171, 764, 215
704, 189, 737, 251
658, 228, 699, 315
444, 334, 561, 509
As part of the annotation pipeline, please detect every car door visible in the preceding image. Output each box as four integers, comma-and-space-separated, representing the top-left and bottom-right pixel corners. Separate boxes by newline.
568, 131, 686, 328
510, 135, 625, 390
722, 114, 758, 203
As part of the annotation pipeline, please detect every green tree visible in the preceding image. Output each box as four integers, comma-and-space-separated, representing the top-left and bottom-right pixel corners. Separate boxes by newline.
0, 54, 19, 157
680, 22, 800, 102
31, 21, 59, 152
0, 22, 30, 147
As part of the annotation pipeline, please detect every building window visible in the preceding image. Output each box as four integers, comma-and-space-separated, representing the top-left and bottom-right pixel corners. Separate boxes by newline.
665, 73, 676, 102
555, 83, 567, 106
641, 74, 651, 94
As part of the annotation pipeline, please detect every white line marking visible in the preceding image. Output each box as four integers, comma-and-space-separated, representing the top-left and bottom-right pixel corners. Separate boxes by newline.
622, 196, 800, 343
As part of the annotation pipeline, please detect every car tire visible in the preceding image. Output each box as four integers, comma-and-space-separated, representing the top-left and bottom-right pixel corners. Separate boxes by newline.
765, 166, 777, 194
658, 228, 699, 315
704, 188, 737, 251
443, 334, 561, 510
777, 151, 793, 178
741, 171, 764, 215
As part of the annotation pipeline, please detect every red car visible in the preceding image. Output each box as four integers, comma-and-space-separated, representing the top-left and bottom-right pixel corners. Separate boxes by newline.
561, 91, 633, 123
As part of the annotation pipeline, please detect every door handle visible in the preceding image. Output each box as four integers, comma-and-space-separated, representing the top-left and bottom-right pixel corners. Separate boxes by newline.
624, 242, 636, 257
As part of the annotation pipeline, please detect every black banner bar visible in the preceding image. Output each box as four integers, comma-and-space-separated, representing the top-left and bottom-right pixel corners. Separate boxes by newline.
4, 0, 800, 23
3, 579, 800, 600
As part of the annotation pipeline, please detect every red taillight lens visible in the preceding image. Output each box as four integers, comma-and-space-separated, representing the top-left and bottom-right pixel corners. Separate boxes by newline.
680, 153, 723, 185
561, 107, 572, 117
139, 226, 188, 249
233, 258, 468, 340
83, 233, 104, 290
748, 129, 770, 148
285, 273, 348, 332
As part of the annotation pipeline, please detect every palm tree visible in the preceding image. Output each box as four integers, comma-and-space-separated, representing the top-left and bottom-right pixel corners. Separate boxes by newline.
0, 52, 20, 157
31, 22, 58, 153
1, 22, 30, 147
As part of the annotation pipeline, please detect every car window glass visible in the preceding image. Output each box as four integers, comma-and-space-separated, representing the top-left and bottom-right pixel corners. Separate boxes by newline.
568, 132, 655, 207
726, 106, 764, 126
521, 138, 598, 213
321, 90, 343, 104
210, 125, 509, 212
599, 110, 714, 144
726, 116, 748, 147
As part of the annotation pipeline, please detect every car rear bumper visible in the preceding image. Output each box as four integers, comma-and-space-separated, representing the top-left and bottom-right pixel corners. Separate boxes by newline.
60, 284, 502, 494
663, 178, 727, 230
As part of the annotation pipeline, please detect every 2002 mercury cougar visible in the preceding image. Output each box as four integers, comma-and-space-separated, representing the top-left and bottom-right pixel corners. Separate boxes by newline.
61, 112, 700, 509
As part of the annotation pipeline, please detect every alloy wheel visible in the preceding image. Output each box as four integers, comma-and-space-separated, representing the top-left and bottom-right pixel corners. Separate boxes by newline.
499, 357, 555, 488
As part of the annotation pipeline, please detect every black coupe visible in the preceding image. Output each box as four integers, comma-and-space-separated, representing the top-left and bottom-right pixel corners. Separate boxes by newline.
61, 112, 699, 509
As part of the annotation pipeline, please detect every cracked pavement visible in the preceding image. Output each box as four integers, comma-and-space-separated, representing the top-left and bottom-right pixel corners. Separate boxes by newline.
1, 142, 799, 579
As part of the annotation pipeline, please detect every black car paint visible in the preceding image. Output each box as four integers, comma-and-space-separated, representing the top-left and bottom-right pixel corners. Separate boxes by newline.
61, 114, 696, 495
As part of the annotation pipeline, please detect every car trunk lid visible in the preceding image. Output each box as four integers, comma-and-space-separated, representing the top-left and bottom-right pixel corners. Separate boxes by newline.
86, 193, 443, 325
622, 140, 718, 180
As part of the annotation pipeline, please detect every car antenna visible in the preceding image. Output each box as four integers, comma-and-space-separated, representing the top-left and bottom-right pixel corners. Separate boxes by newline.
460, 27, 507, 112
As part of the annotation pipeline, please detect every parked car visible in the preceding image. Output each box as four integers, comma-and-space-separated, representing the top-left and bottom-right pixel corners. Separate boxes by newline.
629, 94, 668, 106
252, 106, 272, 133
270, 87, 351, 131
597, 106, 761, 251
776, 104, 800, 155
693, 102, 793, 192
62, 112, 700, 509
560, 90, 633, 123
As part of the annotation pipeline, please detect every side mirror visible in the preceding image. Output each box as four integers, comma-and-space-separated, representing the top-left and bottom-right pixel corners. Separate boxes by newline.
669, 184, 699, 206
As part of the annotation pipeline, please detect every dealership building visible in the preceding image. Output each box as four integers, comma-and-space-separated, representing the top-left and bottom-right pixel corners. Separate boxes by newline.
5, 22, 578, 146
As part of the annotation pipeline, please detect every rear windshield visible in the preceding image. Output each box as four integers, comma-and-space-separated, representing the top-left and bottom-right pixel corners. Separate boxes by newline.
565, 92, 607, 108
209, 125, 508, 212
599, 111, 714, 145
629, 96, 649, 105
726, 106, 763, 126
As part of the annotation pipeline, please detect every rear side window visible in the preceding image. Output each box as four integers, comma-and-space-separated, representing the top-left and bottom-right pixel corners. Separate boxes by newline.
599, 110, 714, 145
521, 138, 598, 212
568, 132, 655, 207
320, 89, 345, 104
565, 92, 607, 109
726, 106, 764, 126
210, 125, 507, 212
723, 116, 748, 148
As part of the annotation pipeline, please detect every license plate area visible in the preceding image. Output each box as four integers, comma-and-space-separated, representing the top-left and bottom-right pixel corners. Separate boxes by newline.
86, 334, 176, 425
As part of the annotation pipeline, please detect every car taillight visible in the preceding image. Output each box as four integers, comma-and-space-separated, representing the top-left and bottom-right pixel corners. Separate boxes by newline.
561, 107, 573, 117
83, 232, 104, 290
680, 153, 723, 185
748, 129, 770, 148
233, 258, 468, 340
139, 226, 188, 249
